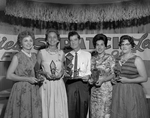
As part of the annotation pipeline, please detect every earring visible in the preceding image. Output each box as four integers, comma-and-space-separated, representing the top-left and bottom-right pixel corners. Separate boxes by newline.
46, 41, 49, 45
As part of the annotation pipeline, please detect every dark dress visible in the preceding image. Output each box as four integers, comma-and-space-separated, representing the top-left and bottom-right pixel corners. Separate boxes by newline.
4, 51, 42, 118
110, 55, 149, 118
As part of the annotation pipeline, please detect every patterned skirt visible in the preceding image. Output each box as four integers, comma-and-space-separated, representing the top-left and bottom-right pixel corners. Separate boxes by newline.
4, 82, 42, 118
90, 81, 112, 118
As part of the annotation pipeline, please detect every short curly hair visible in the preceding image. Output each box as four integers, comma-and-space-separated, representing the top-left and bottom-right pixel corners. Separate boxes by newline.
17, 31, 35, 49
92, 34, 108, 48
68, 31, 80, 41
119, 35, 135, 48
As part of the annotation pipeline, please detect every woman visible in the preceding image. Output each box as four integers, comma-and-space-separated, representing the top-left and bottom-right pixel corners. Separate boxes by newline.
37, 29, 68, 118
4, 31, 42, 118
89, 34, 115, 118
110, 35, 149, 118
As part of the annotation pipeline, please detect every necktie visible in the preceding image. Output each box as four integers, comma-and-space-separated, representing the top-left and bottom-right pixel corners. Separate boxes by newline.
74, 52, 78, 78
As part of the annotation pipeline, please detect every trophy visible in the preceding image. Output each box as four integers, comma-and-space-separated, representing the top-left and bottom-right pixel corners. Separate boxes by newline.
50, 60, 56, 79
34, 62, 45, 84
114, 61, 122, 80
91, 63, 100, 84
73, 68, 80, 79
65, 53, 74, 78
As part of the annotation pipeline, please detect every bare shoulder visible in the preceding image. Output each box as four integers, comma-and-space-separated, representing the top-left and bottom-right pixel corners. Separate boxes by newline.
9, 54, 19, 67
37, 50, 42, 56
12, 54, 18, 61
59, 49, 65, 54
13, 51, 23, 61
37, 50, 44, 61
59, 50, 65, 58
135, 55, 144, 65
135, 56, 143, 62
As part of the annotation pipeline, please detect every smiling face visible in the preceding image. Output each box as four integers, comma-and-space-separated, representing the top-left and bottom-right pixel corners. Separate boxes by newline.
95, 40, 106, 54
120, 39, 132, 54
69, 34, 81, 51
47, 32, 59, 46
21, 36, 33, 51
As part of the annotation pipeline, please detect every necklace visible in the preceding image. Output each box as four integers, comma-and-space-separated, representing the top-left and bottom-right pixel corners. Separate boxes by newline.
46, 48, 59, 55
21, 50, 32, 57
120, 54, 134, 65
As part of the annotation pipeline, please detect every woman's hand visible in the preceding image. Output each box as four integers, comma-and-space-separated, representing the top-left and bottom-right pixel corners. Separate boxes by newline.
45, 72, 54, 80
28, 77, 39, 84
82, 75, 90, 82
37, 75, 45, 83
117, 76, 129, 83
46, 72, 64, 80
95, 77, 104, 87
111, 78, 117, 85
55, 70, 64, 78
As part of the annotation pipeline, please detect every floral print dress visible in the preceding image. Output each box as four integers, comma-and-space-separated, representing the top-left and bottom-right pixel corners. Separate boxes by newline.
90, 53, 115, 118
4, 51, 42, 118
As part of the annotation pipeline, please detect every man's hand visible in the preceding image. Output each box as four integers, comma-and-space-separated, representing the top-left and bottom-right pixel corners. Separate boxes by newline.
82, 75, 90, 82
88, 78, 94, 85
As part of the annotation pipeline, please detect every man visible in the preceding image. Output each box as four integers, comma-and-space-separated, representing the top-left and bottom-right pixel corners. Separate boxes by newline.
65, 31, 91, 118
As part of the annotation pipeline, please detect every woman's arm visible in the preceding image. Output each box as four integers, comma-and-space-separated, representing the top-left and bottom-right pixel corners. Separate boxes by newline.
6, 55, 38, 84
36, 51, 47, 76
119, 56, 148, 83
36, 51, 43, 70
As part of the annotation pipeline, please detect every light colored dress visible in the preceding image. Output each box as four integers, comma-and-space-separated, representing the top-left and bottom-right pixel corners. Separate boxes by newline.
4, 51, 42, 118
39, 49, 68, 118
90, 53, 115, 118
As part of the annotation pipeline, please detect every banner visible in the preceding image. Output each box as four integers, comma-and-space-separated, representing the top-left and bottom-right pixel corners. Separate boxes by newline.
0, 33, 150, 61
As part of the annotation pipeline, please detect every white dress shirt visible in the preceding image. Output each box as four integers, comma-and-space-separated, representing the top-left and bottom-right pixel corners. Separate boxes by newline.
67, 49, 91, 78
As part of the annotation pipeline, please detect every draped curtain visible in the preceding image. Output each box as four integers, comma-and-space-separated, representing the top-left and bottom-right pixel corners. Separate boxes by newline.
4, 0, 150, 30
